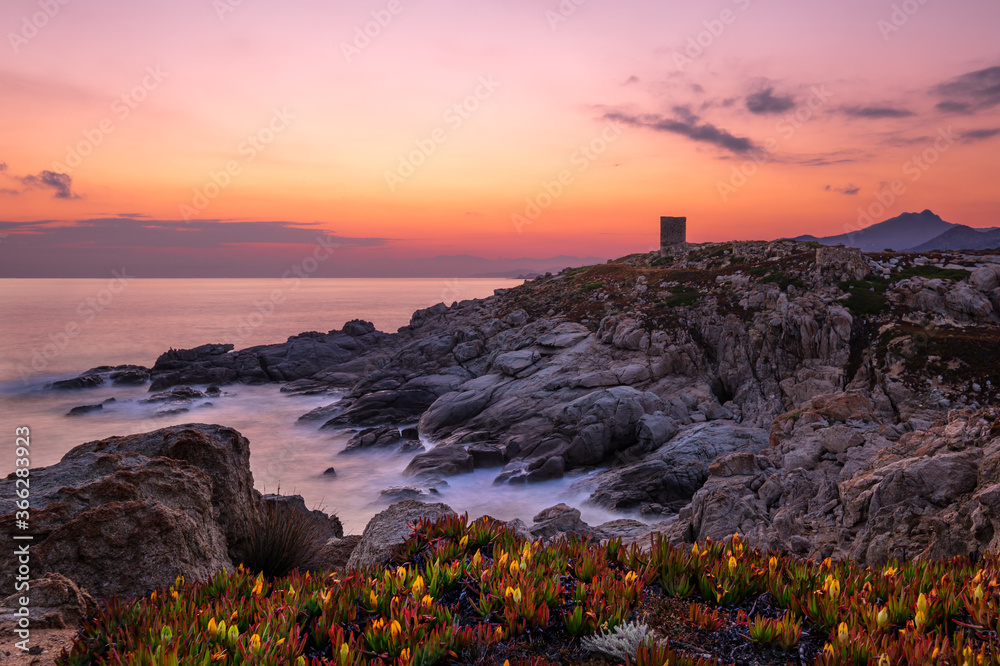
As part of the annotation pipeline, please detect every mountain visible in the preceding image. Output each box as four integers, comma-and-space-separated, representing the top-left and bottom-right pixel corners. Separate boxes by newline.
909, 225, 1000, 252
795, 210, 955, 252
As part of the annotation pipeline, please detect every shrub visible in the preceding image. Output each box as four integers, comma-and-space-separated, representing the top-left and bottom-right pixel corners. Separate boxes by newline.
238, 494, 326, 579
838, 279, 889, 315
662, 286, 701, 308
760, 272, 804, 291
894, 265, 971, 281
581, 621, 652, 662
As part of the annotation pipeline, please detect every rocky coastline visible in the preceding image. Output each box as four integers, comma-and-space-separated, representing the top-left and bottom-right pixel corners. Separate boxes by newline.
6, 240, 1000, 655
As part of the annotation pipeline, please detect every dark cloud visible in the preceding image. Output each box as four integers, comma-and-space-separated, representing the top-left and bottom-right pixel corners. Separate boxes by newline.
795, 157, 856, 167
825, 184, 861, 195
935, 65, 1000, 114
960, 128, 1000, 141
0, 218, 607, 278
624, 75, 640, 84
0, 218, 391, 277
936, 101, 972, 114
0, 188, 19, 195
0, 162, 7, 172
841, 106, 914, 119
18, 170, 79, 199
672, 105, 696, 121
745, 87, 795, 115
605, 111, 756, 153
0, 218, 387, 250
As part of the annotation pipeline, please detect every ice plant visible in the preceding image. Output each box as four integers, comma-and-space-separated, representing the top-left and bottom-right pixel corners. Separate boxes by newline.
56, 513, 1000, 665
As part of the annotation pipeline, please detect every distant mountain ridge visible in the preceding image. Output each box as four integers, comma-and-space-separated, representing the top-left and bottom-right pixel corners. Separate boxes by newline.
795, 210, 999, 252
909, 225, 1000, 252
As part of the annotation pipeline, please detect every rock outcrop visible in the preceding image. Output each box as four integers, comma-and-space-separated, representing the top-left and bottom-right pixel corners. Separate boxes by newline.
49, 365, 150, 390
346, 500, 456, 570
0, 446, 232, 600
0, 574, 97, 632
660, 403, 1000, 565
148, 321, 390, 391
47, 242, 1000, 565
0, 424, 321, 602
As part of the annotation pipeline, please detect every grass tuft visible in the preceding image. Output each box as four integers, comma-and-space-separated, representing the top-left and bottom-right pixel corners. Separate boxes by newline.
238, 494, 326, 579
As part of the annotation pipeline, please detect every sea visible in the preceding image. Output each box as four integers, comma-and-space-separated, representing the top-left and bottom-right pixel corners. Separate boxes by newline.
0, 278, 621, 533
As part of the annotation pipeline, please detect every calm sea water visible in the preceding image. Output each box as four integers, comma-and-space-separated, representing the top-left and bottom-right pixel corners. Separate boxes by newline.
0, 279, 621, 532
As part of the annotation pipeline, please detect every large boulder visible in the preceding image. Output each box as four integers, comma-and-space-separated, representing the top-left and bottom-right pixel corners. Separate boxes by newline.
0, 451, 232, 600
419, 385, 497, 435
316, 535, 363, 573
342, 426, 412, 453
346, 500, 456, 570
59, 424, 257, 562
560, 387, 664, 466
0, 424, 259, 600
322, 389, 441, 427
530, 504, 591, 539
403, 445, 475, 478
584, 422, 769, 510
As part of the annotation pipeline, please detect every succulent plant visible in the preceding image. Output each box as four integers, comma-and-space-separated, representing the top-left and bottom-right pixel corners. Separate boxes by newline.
57, 517, 1000, 665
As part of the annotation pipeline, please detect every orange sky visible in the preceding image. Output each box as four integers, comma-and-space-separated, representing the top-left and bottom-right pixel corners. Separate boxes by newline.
1, 0, 998, 271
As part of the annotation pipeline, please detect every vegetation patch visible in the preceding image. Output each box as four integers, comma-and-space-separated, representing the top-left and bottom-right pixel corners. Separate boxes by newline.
661, 286, 701, 308
689, 245, 731, 261
760, 272, 805, 291
839, 280, 890, 316
882, 323, 1000, 401
58, 518, 1000, 665
893, 265, 972, 282
239, 495, 326, 579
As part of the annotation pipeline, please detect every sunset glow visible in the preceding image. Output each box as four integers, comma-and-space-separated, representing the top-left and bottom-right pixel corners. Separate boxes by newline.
2, 0, 998, 275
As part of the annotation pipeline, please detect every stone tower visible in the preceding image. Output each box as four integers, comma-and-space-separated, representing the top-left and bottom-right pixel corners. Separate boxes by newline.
660, 216, 686, 250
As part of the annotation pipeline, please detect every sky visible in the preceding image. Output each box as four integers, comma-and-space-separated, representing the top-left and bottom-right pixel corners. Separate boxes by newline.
1, 0, 999, 276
